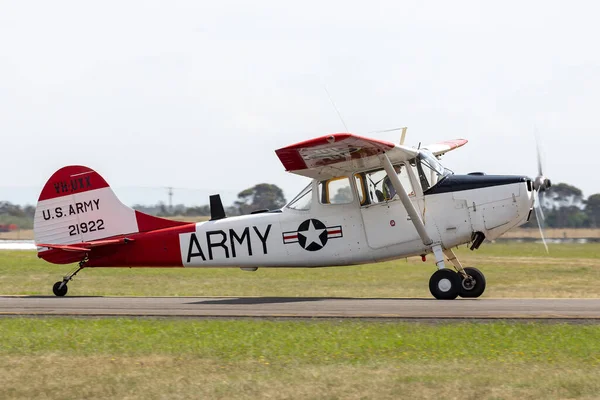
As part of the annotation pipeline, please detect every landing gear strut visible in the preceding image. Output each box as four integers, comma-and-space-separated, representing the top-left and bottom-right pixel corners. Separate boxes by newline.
52, 256, 88, 297
428, 247, 486, 300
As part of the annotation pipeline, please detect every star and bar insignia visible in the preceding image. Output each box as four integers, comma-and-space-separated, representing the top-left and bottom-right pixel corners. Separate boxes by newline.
282, 218, 343, 251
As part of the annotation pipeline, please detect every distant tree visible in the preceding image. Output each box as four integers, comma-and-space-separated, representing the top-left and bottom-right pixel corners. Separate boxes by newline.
0, 201, 26, 217
183, 205, 211, 216
171, 204, 187, 216
0, 201, 34, 229
543, 183, 584, 209
585, 193, 600, 228
225, 206, 241, 217
234, 184, 286, 215
157, 201, 169, 216
333, 186, 353, 204
23, 205, 35, 219
541, 183, 586, 228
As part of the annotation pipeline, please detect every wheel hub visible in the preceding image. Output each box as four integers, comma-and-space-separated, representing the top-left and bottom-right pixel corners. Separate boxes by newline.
438, 278, 452, 292
462, 277, 476, 291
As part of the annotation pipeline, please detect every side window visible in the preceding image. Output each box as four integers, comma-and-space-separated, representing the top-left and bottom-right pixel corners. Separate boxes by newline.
364, 169, 388, 204
407, 161, 424, 194
363, 163, 415, 205
397, 163, 415, 197
319, 177, 353, 205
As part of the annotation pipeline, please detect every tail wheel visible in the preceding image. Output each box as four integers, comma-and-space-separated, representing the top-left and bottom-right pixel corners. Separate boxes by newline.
429, 269, 461, 300
52, 281, 68, 297
459, 267, 486, 298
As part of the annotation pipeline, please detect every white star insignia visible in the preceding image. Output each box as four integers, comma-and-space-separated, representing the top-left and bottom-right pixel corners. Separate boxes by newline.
299, 220, 326, 248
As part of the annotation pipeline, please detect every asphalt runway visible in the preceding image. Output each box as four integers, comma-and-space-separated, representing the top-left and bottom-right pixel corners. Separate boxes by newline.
1, 296, 600, 319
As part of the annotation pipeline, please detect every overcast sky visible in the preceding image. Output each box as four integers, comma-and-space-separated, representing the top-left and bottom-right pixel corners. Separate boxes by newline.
1, 1, 599, 206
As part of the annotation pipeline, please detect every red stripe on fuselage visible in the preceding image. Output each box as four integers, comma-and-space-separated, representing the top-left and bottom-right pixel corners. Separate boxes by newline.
39, 223, 197, 267
86, 223, 197, 267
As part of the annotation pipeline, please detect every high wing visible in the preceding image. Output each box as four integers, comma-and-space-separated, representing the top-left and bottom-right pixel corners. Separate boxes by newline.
423, 139, 468, 157
275, 133, 418, 179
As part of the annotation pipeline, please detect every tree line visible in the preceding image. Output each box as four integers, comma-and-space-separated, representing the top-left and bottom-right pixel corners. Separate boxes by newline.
1, 181, 600, 229
0, 183, 287, 229
528, 183, 600, 228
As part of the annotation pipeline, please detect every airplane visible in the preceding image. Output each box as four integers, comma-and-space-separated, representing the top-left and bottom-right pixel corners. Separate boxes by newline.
34, 129, 550, 299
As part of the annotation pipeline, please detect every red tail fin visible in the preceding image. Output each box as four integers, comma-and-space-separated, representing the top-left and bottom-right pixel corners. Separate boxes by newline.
35, 166, 188, 262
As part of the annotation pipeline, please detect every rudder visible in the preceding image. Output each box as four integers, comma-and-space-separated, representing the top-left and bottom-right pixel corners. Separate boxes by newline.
34, 166, 187, 252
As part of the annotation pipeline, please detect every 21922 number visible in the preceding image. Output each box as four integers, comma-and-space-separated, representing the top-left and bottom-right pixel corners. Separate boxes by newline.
68, 219, 105, 236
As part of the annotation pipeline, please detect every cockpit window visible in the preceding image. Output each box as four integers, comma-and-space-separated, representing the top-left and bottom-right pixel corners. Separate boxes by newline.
286, 183, 312, 210
362, 163, 414, 204
319, 177, 354, 205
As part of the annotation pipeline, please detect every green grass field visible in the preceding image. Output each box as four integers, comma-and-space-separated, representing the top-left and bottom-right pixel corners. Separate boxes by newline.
1, 318, 600, 399
2, 243, 600, 399
1, 242, 599, 297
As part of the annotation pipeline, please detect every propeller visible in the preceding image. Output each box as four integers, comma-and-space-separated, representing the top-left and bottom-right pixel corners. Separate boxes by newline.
532, 136, 551, 253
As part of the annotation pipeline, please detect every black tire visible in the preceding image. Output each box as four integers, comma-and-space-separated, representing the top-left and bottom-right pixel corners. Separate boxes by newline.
429, 269, 461, 300
459, 267, 486, 298
52, 281, 68, 297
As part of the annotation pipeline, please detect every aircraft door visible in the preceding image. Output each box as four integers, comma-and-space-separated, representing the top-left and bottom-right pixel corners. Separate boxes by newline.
358, 166, 421, 249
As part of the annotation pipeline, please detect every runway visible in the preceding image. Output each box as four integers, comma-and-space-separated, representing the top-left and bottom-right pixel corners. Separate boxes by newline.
1, 296, 600, 319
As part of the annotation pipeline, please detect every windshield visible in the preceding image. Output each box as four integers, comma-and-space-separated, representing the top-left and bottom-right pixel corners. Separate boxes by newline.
286, 183, 312, 210
416, 150, 453, 191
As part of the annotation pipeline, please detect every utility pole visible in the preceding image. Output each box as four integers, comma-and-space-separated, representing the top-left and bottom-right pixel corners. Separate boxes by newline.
167, 187, 173, 212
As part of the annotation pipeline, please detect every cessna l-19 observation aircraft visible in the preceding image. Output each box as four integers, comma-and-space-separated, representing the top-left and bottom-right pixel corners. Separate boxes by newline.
34, 130, 550, 299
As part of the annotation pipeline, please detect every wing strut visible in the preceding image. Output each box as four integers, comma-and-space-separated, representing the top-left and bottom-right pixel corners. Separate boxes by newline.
379, 153, 446, 269
379, 154, 433, 246
379, 153, 449, 269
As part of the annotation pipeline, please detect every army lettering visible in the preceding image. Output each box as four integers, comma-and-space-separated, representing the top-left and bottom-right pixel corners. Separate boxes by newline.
42, 199, 100, 221
186, 224, 272, 262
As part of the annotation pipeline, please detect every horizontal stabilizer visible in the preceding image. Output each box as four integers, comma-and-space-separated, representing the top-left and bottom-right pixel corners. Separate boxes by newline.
36, 244, 91, 252
38, 237, 135, 252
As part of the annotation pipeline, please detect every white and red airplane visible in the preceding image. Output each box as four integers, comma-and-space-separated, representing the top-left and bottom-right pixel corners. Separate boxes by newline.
34, 131, 550, 299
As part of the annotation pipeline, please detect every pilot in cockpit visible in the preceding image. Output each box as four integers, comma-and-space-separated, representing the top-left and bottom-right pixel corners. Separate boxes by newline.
382, 164, 402, 200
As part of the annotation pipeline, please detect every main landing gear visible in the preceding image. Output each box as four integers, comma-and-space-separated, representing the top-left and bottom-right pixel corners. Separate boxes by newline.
52, 256, 88, 297
428, 247, 486, 300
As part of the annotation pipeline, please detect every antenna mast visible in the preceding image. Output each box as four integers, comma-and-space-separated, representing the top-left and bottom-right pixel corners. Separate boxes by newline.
323, 85, 349, 132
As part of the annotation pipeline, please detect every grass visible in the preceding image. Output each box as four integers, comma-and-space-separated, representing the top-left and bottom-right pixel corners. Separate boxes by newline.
1, 242, 599, 297
1, 318, 600, 399
2, 244, 600, 399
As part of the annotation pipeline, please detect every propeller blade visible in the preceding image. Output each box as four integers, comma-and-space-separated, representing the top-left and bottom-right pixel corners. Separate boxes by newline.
536, 141, 543, 177
533, 197, 549, 254
535, 129, 544, 177
533, 191, 545, 221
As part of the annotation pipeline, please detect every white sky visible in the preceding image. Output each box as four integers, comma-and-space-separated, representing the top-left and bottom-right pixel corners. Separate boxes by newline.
1, 0, 599, 206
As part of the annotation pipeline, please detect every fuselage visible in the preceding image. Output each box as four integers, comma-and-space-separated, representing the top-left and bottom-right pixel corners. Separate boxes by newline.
81, 173, 533, 268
